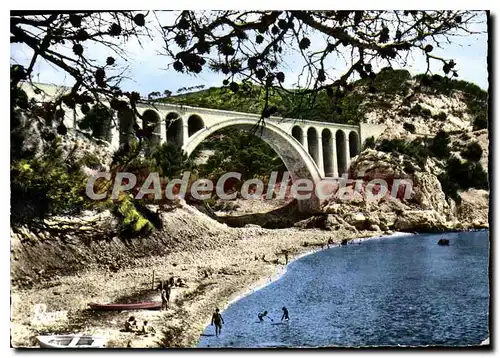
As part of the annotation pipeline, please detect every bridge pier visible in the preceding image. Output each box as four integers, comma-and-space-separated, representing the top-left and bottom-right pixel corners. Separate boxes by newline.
302, 131, 309, 157
160, 117, 167, 143
183, 123, 189, 147
344, 137, 351, 175
331, 137, 339, 178
317, 135, 325, 177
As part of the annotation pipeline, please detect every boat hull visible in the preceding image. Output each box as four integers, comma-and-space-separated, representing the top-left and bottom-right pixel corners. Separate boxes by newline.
37, 335, 105, 348
88, 301, 162, 311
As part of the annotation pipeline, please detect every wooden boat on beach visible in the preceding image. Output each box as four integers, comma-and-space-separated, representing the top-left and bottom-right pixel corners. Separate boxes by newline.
88, 301, 162, 311
37, 335, 106, 348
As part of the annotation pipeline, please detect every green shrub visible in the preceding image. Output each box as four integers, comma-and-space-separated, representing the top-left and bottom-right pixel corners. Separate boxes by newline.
446, 157, 488, 191
115, 196, 154, 234
403, 122, 416, 133
80, 153, 103, 170
376, 138, 429, 167
428, 130, 450, 159
11, 137, 88, 223
197, 128, 284, 187
363, 136, 376, 149
433, 112, 447, 121
473, 115, 488, 131
461, 142, 483, 162
409, 104, 422, 116
78, 104, 113, 142
421, 108, 432, 118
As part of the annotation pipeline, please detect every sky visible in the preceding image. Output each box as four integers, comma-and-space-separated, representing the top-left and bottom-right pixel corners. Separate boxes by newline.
10, 11, 489, 98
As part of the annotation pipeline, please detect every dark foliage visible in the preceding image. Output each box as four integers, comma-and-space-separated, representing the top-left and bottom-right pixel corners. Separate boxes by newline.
461, 142, 483, 162
403, 122, 416, 133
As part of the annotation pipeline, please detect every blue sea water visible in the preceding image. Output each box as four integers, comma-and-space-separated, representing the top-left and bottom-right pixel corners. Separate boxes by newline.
198, 231, 489, 348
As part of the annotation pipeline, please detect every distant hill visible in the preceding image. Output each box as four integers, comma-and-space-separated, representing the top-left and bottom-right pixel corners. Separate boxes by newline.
161, 68, 488, 133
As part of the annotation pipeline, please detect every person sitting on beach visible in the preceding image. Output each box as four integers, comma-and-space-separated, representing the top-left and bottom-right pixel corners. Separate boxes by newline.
141, 320, 156, 336
211, 308, 224, 337
281, 307, 289, 321
176, 277, 187, 287
124, 316, 138, 332
258, 310, 273, 322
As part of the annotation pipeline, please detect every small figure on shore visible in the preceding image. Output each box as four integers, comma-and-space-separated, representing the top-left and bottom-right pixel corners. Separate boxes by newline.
327, 238, 334, 248
284, 252, 289, 265
161, 285, 170, 310
141, 320, 156, 336
211, 308, 224, 337
124, 316, 138, 332
258, 310, 273, 322
281, 306, 289, 321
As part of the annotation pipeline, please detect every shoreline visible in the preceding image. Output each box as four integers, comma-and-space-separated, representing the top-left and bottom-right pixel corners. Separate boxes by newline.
9, 227, 426, 348
198, 231, 416, 343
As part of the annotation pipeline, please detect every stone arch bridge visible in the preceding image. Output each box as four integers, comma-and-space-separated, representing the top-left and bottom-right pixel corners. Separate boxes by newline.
23, 83, 387, 210
116, 102, 386, 184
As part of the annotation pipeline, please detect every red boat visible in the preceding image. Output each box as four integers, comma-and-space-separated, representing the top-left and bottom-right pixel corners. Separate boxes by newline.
88, 301, 162, 311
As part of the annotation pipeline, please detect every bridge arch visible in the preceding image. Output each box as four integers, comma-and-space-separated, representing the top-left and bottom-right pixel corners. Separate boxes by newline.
307, 127, 319, 166
349, 131, 360, 158
322, 128, 334, 177
188, 114, 204, 137
183, 118, 322, 211
166, 112, 183, 147
142, 109, 161, 146
336, 129, 347, 175
291, 125, 304, 145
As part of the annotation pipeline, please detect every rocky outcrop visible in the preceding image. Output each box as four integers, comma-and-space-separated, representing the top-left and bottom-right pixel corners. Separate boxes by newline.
318, 147, 488, 233
456, 189, 489, 229
363, 84, 475, 137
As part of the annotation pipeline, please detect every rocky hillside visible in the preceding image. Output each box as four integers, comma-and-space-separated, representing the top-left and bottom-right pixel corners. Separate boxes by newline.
162, 68, 487, 131
163, 69, 489, 231
306, 149, 489, 233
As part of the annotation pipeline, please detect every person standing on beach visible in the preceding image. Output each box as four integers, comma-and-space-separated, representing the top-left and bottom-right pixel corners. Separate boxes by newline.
211, 308, 224, 336
161, 285, 170, 310
281, 307, 289, 321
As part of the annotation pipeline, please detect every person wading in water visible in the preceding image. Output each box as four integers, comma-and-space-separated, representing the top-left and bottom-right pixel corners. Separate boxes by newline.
211, 308, 224, 337
258, 310, 273, 322
281, 307, 289, 321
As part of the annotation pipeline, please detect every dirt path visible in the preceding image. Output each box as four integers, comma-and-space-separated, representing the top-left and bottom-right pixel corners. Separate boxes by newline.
11, 224, 381, 348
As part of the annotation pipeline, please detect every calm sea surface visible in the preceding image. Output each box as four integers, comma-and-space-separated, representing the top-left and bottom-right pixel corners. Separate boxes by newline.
198, 231, 489, 348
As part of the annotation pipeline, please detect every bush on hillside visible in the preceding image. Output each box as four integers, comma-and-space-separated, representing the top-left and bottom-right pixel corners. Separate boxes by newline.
78, 104, 113, 142
363, 136, 376, 149
433, 112, 447, 121
11, 136, 88, 223
403, 122, 416, 133
376, 138, 429, 167
428, 130, 450, 159
473, 114, 488, 131
461, 142, 483, 162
